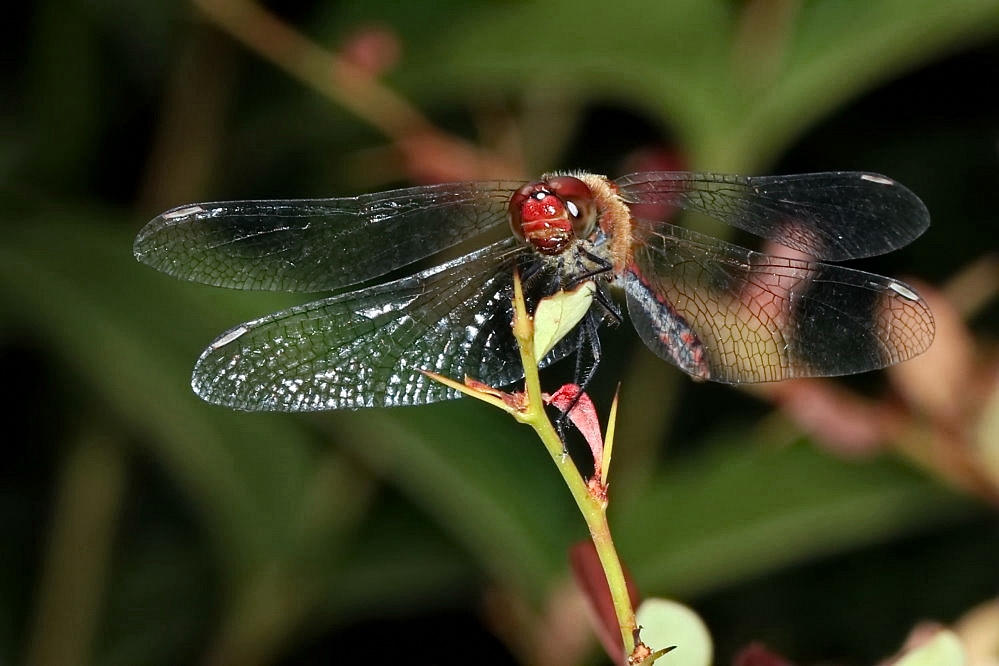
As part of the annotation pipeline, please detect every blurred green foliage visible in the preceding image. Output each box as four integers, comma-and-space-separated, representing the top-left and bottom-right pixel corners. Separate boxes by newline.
3, 1, 999, 664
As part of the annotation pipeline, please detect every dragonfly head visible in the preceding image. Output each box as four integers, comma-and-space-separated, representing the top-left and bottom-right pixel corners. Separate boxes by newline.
508, 176, 597, 255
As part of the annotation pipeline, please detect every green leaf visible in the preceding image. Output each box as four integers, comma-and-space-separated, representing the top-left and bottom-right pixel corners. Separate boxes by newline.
383, 0, 999, 170
615, 437, 974, 597
895, 630, 967, 666
326, 402, 583, 600
635, 598, 712, 666
533, 280, 596, 360
1, 216, 349, 576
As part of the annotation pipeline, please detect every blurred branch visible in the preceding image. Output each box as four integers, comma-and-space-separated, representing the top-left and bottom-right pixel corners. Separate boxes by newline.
889, 256, 999, 504
190, 0, 523, 182
24, 427, 126, 666
137, 27, 238, 213
941, 253, 999, 319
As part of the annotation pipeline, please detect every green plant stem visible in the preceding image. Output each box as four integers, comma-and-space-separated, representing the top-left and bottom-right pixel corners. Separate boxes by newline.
525, 408, 638, 659
509, 274, 638, 661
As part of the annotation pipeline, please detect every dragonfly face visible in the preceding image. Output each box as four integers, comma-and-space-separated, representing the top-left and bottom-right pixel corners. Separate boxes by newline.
507, 175, 599, 255
134, 171, 935, 411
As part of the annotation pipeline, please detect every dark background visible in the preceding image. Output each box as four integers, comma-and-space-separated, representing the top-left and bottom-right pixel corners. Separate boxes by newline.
3, 1, 999, 665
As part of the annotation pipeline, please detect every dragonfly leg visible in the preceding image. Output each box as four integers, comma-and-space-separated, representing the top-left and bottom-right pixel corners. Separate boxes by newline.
552, 310, 605, 453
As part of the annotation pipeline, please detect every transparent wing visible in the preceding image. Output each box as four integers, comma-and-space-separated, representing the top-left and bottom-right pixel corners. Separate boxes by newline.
622, 222, 935, 383
615, 171, 929, 261
134, 180, 521, 292
191, 239, 589, 411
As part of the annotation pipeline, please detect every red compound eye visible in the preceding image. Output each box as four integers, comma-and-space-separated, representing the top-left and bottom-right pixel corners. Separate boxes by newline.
546, 176, 596, 237
508, 176, 596, 255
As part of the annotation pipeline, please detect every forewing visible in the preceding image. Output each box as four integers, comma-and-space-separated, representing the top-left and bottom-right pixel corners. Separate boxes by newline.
622, 223, 935, 383
616, 171, 929, 261
191, 239, 573, 411
134, 181, 520, 292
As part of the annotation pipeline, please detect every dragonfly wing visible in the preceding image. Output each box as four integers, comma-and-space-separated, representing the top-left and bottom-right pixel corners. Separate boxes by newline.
190, 239, 581, 411
134, 181, 521, 292
621, 223, 935, 383
616, 171, 929, 261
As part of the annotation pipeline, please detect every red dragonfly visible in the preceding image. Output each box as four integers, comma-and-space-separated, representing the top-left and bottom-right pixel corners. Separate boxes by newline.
134, 171, 935, 411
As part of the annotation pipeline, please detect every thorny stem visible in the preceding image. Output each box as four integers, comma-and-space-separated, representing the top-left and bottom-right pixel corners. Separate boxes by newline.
507, 273, 640, 661
425, 273, 643, 661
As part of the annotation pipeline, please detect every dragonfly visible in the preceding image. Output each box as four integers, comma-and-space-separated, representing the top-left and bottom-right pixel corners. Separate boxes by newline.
134, 171, 936, 412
